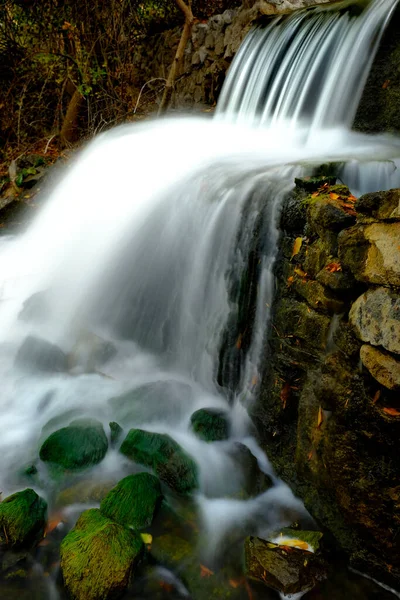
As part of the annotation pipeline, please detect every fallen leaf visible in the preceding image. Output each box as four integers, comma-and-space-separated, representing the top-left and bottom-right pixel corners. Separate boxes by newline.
278, 538, 309, 551
317, 406, 323, 428
294, 267, 307, 278
325, 262, 342, 273
291, 237, 303, 259
372, 390, 381, 404
236, 334, 242, 350
159, 581, 174, 592
200, 564, 214, 578
308, 450, 313, 460
348, 195, 357, 203
280, 383, 291, 409
229, 579, 242, 589
45, 512, 65, 535
383, 407, 400, 416
329, 192, 339, 200
382, 80, 390, 89
140, 533, 152, 545
287, 275, 294, 287
311, 191, 319, 198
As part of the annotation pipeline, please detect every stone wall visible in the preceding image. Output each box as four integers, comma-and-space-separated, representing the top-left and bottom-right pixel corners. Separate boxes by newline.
253, 179, 400, 589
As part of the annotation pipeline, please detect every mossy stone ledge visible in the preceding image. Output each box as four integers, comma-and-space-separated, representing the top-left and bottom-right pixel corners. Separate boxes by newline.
60, 508, 144, 600
39, 418, 108, 471
100, 472, 163, 529
0, 489, 47, 549
120, 429, 198, 495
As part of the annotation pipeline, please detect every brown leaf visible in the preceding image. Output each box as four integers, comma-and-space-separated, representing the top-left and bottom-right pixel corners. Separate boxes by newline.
280, 383, 291, 409
287, 275, 294, 287
325, 262, 342, 273
291, 237, 303, 259
311, 191, 319, 198
229, 579, 242, 589
347, 195, 357, 203
382, 80, 390, 89
372, 390, 381, 404
159, 581, 174, 593
383, 407, 400, 417
200, 565, 214, 578
317, 406, 323, 428
236, 334, 242, 350
329, 192, 339, 200
307, 450, 313, 460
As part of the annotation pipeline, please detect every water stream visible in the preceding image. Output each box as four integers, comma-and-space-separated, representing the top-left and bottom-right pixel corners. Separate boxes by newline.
0, 0, 400, 598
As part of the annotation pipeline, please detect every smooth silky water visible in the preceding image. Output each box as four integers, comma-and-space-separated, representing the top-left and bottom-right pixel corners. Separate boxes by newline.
0, 0, 400, 598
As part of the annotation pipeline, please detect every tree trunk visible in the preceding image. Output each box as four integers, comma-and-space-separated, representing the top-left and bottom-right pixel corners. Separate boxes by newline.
60, 87, 85, 147
158, 0, 194, 115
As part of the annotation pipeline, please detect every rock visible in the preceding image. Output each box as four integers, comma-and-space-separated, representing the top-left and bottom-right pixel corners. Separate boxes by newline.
303, 238, 332, 278
120, 429, 198, 495
222, 9, 235, 24
349, 287, 400, 354
267, 527, 323, 552
307, 191, 356, 237
68, 331, 117, 373
356, 188, 400, 221
339, 222, 400, 287
100, 472, 162, 529
205, 32, 215, 49
190, 408, 229, 441
230, 443, 273, 498
109, 421, 123, 446
60, 508, 143, 600
0, 489, 47, 549
39, 418, 108, 471
18, 291, 49, 322
316, 264, 356, 292
14, 336, 67, 373
55, 480, 116, 508
244, 536, 327, 595
274, 298, 332, 354
294, 176, 337, 192
360, 344, 400, 390
291, 276, 345, 314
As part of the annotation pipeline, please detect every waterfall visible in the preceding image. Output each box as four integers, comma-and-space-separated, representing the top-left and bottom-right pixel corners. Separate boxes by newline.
0, 0, 399, 597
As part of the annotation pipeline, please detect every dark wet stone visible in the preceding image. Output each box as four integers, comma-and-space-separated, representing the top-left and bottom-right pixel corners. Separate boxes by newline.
15, 335, 67, 373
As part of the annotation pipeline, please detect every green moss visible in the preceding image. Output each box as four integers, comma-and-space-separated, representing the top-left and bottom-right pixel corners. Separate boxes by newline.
120, 429, 198, 495
190, 408, 229, 442
109, 421, 123, 445
39, 418, 108, 471
60, 508, 144, 600
100, 472, 162, 530
151, 533, 193, 565
0, 489, 47, 549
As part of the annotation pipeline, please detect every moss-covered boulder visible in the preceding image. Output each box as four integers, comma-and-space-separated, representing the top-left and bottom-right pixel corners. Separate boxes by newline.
100, 472, 162, 530
120, 429, 198, 495
0, 489, 47, 549
39, 418, 108, 471
190, 408, 229, 442
60, 508, 144, 600
245, 536, 327, 595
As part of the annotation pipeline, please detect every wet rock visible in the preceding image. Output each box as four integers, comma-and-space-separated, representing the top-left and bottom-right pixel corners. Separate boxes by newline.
100, 472, 162, 529
274, 298, 332, 354
339, 222, 400, 286
316, 264, 356, 292
291, 276, 345, 314
280, 193, 307, 233
294, 176, 337, 192
360, 344, 400, 390
39, 418, 108, 471
307, 192, 356, 237
68, 331, 117, 373
55, 479, 116, 508
230, 443, 273, 498
109, 421, 123, 446
190, 407, 229, 441
60, 508, 144, 600
349, 287, 400, 354
120, 429, 198, 495
303, 238, 332, 279
0, 489, 47, 549
14, 336, 67, 373
332, 321, 361, 359
356, 188, 400, 221
18, 291, 49, 322
244, 536, 327, 595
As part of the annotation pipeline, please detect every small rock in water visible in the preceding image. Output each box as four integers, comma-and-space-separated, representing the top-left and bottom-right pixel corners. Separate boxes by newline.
39, 418, 108, 471
68, 331, 117, 373
120, 429, 198, 495
0, 489, 47, 550
190, 407, 229, 441
109, 421, 123, 445
18, 291, 49, 322
15, 335, 67, 373
230, 443, 273, 498
245, 535, 327, 595
100, 472, 163, 530
60, 508, 143, 600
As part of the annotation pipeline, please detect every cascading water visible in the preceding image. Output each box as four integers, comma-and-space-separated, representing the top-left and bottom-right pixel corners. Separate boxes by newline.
0, 0, 400, 598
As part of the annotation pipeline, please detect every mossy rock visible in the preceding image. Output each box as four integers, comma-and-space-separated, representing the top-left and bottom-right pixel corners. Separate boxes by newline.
39, 418, 108, 471
120, 429, 198, 495
190, 408, 229, 442
109, 421, 123, 446
60, 508, 144, 600
0, 489, 47, 549
100, 472, 163, 530
55, 479, 117, 508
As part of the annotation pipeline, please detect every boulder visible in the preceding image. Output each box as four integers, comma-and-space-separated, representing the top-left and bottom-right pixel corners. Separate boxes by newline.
68, 331, 116, 373
120, 429, 198, 495
55, 480, 116, 508
109, 421, 123, 446
190, 408, 229, 441
339, 222, 400, 286
307, 188, 356, 237
0, 489, 47, 549
244, 536, 327, 595
349, 287, 400, 354
14, 336, 67, 373
229, 443, 273, 498
360, 344, 400, 390
39, 418, 108, 471
355, 188, 400, 221
60, 508, 143, 600
100, 472, 162, 529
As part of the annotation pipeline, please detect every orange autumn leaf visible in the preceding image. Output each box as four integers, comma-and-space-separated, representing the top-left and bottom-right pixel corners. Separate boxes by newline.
383, 407, 400, 417
280, 382, 291, 409
382, 80, 390, 89
372, 390, 381, 404
159, 581, 174, 593
317, 406, 323, 428
236, 334, 242, 350
308, 450, 313, 460
294, 267, 307, 278
229, 579, 242, 589
329, 192, 340, 200
348, 194, 357, 203
279, 539, 309, 551
325, 262, 342, 273
200, 565, 214, 578
45, 512, 65, 536
291, 237, 303, 259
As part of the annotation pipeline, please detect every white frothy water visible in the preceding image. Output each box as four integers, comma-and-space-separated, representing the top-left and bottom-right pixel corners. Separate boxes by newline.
0, 2, 399, 594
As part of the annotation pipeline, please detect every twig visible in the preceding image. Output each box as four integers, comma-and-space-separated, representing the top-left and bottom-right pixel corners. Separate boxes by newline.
134, 78, 166, 114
